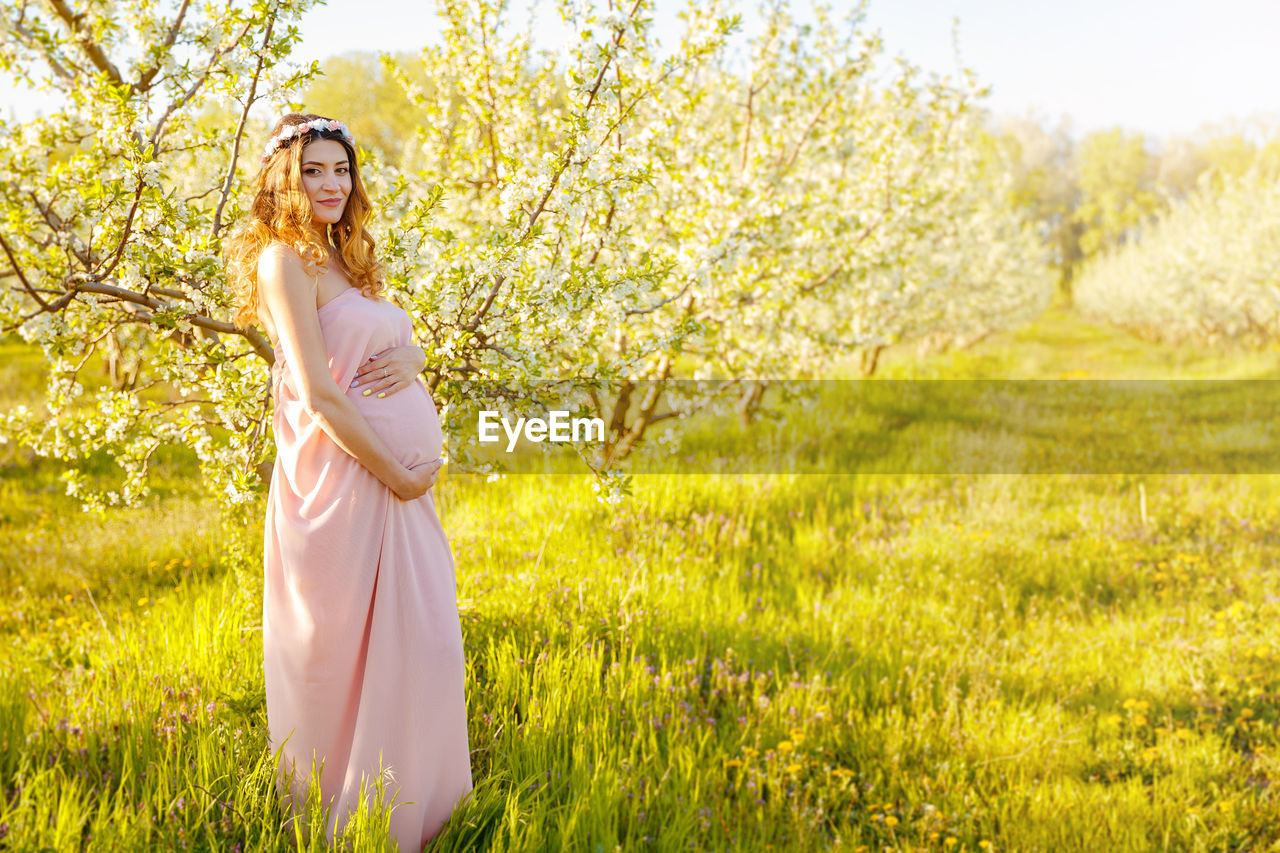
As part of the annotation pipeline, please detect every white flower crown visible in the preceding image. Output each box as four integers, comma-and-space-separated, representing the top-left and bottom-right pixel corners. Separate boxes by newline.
260, 118, 355, 165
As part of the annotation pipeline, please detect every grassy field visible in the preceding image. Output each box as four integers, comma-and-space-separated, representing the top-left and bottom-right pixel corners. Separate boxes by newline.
3, 308, 1280, 852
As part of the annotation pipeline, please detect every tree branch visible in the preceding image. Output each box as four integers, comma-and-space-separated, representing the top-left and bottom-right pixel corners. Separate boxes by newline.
740, 76, 766, 174
778, 92, 836, 172
2, 5, 74, 82
131, 0, 191, 94
27, 189, 94, 268
5, 269, 271, 362
459, 0, 643, 338
624, 279, 690, 316
95, 181, 145, 283
0, 232, 52, 313
478, 16, 501, 186
211, 2, 276, 237
147, 15, 256, 152
44, 0, 125, 85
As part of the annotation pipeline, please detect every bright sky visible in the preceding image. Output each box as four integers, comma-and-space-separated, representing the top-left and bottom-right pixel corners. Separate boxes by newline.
5, 0, 1280, 141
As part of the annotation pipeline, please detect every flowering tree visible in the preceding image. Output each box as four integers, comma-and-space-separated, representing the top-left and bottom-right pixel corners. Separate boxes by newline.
1073, 161, 1280, 346
0, 0, 329, 513
376, 0, 1052, 480
0, 0, 1052, 515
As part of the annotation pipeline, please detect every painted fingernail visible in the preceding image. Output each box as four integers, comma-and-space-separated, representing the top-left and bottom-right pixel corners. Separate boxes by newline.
377, 392, 385, 399
363, 389, 371, 396
351, 379, 359, 387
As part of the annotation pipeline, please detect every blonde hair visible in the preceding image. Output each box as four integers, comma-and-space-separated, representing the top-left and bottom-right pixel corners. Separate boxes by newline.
222, 112, 385, 331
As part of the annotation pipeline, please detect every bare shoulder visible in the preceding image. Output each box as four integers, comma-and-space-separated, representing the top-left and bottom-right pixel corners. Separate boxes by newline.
257, 241, 305, 281
257, 242, 318, 299
256, 248, 319, 351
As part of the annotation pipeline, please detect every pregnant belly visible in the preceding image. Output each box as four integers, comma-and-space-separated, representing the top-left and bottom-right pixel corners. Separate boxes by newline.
350, 378, 443, 469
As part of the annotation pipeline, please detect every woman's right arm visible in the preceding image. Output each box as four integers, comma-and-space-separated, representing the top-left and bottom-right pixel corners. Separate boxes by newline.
257, 245, 438, 500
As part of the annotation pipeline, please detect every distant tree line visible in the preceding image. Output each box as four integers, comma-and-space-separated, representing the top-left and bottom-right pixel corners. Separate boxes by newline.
980, 111, 1280, 301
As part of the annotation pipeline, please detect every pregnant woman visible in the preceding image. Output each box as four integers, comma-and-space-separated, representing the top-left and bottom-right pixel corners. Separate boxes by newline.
221, 113, 473, 851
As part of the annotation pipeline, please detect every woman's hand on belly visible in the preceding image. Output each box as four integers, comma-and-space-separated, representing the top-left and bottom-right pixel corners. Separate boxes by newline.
393, 458, 443, 501
349, 345, 427, 398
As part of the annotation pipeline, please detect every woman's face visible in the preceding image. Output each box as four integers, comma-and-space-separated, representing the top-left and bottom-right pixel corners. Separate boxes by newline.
299, 138, 351, 227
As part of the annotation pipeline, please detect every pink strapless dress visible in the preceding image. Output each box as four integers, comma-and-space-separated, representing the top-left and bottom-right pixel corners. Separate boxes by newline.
262, 286, 473, 851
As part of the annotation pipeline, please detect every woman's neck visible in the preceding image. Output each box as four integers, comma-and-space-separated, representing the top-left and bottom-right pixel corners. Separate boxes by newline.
321, 241, 346, 276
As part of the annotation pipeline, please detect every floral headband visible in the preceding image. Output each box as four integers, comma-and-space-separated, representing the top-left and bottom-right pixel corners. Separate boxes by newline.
260, 118, 355, 165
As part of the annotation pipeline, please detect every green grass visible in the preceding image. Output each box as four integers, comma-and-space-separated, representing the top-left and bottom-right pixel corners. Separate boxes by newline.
3, 310, 1280, 852
874, 307, 1280, 380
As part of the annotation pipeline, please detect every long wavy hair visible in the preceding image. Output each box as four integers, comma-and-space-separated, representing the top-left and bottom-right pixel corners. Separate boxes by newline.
222, 112, 385, 331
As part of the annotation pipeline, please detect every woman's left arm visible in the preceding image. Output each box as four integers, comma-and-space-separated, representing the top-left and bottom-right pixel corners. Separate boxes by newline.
350, 345, 428, 397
